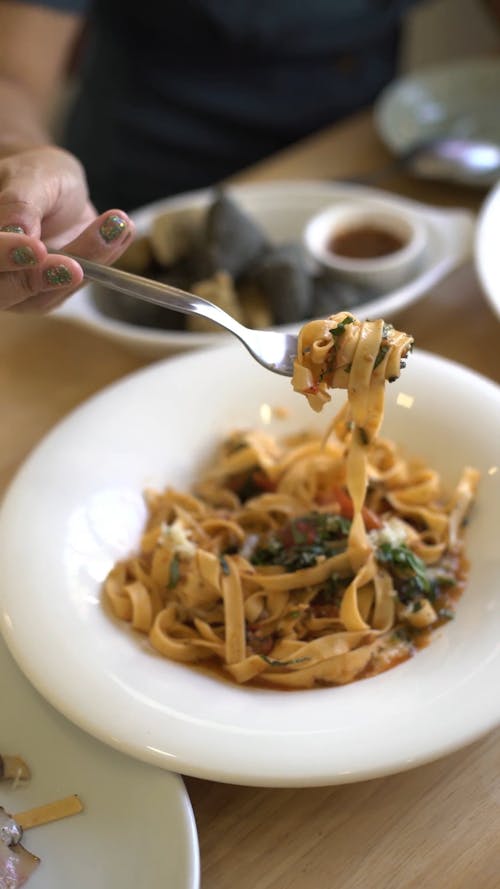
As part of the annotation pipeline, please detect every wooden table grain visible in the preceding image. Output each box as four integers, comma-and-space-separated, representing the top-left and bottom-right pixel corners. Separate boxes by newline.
1, 109, 499, 889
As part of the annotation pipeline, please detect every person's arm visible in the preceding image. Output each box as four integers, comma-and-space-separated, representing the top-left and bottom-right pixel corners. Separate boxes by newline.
0, 2, 82, 154
0, 2, 134, 312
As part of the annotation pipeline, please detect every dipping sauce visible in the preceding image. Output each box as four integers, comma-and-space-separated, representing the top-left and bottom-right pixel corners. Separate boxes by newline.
328, 225, 407, 260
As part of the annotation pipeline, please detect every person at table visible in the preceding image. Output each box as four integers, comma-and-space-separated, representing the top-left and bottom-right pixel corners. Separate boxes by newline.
0, 0, 445, 312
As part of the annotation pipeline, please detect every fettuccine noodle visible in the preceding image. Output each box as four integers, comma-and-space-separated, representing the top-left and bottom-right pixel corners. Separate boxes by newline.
104, 313, 479, 688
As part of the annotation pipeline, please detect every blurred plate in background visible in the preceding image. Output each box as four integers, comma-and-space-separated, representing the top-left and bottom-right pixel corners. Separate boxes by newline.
375, 57, 500, 186
0, 635, 199, 888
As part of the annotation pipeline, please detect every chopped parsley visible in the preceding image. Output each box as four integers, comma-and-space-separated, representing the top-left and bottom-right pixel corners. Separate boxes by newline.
374, 344, 389, 368
378, 546, 457, 612
329, 316, 354, 337
376, 542, 432, 604
391, 625, 413, 644
251, 512, 350, 572
168, 553, 180, 588
432, 573, 456, 588
377, 542, 429, 581
312, 572, 351, 607
260, 655, 310, 667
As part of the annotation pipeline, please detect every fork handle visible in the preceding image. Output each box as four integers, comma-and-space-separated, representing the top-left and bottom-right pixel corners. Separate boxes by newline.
67, 254, 244, 336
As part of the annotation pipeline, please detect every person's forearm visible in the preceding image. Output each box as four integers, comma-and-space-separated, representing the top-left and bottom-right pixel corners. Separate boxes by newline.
0, 77, 51, 159
0, 2, 83, 159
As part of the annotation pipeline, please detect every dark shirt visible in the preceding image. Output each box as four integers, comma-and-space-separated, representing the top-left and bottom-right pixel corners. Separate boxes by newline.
18, 0, 417, 210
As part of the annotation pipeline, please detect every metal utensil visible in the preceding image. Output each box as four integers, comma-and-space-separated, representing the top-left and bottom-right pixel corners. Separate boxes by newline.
70, 255, 298, 377
351, 137, 500, 186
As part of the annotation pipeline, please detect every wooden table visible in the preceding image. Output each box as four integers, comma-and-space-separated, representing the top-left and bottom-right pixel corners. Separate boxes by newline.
1, 109, 499, 888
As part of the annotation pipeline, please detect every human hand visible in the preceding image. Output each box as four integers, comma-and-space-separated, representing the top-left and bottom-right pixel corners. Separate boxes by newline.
0, 145, 134, 311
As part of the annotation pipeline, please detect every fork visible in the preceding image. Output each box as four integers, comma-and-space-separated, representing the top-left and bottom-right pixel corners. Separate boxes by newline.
70, 255, 298, 377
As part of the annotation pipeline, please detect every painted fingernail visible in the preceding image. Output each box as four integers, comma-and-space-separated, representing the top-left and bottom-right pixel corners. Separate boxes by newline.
1, 224, 25, 234
44, 265, 72, 286
99, 214, 127, 243
11, 246, 37, 266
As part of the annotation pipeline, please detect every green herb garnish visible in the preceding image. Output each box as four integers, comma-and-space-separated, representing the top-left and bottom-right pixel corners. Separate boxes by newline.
330, 316, 354, 337
374, 344, 389, 368
433, 573, 456, 588
312, 572, 351, 607
376, 543, 428, 576
251, 512, 350, 572
392, 626, 413, 644
168, 553, 180, 589
376, 543, 432, 604
260, 655, 310, 667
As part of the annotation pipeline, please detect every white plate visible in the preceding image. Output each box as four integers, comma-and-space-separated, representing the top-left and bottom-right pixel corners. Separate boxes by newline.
375, 57, 500, 184
0, 347, 499, 788
0, 639, 199, 888
475, 180, 500, 319
53, 181, 474, 357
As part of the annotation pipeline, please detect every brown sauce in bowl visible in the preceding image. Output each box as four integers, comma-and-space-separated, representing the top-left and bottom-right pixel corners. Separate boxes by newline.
329, 225, 407, 259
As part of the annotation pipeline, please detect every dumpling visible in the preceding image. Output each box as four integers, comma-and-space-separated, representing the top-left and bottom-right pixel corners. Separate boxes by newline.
187, 271, 244, 333
243, 243, 313, 324
311, 271, 375, 317
150, 205, 207, 267
194, 192, 269, 279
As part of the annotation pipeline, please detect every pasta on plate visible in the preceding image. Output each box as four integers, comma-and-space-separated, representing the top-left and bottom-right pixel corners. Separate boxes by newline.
104, 313, 479, 688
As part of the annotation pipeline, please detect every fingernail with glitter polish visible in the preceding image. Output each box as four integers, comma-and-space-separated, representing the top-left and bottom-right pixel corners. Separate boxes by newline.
1, 224, 25, 234
99, 214, 127, 243
11, 246, 37, 266
44, 265, 72, 286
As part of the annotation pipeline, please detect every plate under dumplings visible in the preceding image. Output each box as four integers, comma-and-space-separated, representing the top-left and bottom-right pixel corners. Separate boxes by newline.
53, 181, 474, 356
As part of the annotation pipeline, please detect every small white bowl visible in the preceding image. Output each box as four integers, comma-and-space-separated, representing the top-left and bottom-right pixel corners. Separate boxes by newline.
303, 200, 428, 291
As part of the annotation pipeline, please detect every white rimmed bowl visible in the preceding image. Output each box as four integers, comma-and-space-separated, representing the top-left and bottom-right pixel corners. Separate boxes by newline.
0, 346, 498, 787
303, 200, 428, 291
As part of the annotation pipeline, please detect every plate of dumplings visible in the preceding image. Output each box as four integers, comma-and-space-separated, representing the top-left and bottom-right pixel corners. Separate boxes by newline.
54, 180, 474, 356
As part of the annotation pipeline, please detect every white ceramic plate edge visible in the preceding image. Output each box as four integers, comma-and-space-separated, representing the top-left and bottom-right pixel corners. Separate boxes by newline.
475, 181, 500, 319
0, 634, 201, 888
